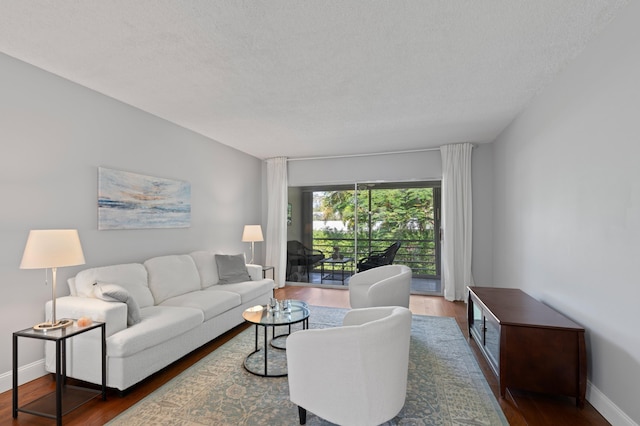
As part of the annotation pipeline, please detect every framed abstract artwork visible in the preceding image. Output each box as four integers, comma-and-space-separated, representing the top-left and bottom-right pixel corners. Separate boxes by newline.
98, 167, 191, 230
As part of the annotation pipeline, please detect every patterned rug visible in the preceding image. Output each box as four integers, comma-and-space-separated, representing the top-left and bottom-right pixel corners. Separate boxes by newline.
107, 306, 508, 425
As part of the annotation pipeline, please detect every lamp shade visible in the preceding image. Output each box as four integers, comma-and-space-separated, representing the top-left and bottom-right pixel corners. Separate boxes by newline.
242, 225, 264, 243
20, 229, 86, 269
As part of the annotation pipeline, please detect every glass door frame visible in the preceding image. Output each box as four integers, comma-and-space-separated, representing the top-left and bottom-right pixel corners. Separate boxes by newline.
353, 181, 441, 282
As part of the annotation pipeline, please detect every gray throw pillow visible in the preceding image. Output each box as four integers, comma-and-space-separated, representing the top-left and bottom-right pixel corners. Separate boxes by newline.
94, 282, 142, 326
215, 254, 252, 284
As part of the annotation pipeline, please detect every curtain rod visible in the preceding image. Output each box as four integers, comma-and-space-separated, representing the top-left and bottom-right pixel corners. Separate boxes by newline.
287, 147, 441, 162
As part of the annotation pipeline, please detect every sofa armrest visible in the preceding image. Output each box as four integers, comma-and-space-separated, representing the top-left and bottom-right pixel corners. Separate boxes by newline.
246, 264, 263, 281
47, 296, 128, 337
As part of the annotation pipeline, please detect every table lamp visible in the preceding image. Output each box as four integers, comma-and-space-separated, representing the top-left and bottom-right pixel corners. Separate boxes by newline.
242, 225, 263, 264
20, 229, 86, 330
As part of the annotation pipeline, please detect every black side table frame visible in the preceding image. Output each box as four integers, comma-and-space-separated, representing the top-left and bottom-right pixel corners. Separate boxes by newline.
262, 265, 275, 280
320, 258, 353, 284
13, 320, 106, 426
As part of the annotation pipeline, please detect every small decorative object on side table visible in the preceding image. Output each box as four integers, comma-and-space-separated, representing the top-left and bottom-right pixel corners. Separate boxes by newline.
331, 246, 344, 259
13, 319, 106, 426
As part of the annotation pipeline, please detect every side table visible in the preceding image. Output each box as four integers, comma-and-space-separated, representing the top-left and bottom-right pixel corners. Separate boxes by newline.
262, 265, 275, 280
262, 266, 275, 296
13, 320, 106, 425
319, 257, 353, 284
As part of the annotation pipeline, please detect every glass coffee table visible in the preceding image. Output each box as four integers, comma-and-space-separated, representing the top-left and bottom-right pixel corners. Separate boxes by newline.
242, 300, 310, 377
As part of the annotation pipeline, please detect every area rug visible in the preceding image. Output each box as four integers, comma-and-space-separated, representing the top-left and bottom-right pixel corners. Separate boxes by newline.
107, 306, 508, 425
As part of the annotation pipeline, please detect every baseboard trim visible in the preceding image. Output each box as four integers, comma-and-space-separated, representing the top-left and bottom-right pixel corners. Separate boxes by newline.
0, 358, 47, 394
587, 380, 638, 426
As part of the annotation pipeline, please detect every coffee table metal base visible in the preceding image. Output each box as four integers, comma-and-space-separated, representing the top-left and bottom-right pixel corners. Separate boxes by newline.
244, 319, 308, 377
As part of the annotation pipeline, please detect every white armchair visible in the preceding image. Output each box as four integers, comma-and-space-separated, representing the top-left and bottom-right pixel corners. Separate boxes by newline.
286, 306, 412, 425
349, 264, 412, 309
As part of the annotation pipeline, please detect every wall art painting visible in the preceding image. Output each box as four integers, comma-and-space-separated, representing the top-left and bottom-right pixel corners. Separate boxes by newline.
98, 167, 191, 230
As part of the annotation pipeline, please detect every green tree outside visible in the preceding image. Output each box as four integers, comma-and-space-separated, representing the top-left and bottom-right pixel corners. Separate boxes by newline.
313, 187, 438, 276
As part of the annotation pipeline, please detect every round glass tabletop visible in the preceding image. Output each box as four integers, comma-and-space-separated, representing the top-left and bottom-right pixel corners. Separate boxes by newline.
243, 300, 310, 326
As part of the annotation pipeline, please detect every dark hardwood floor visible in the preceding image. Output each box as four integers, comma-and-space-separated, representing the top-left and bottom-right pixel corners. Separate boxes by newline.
1, 286, 610, 425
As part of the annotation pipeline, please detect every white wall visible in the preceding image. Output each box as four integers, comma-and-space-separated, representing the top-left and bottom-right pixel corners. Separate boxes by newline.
287, 187, 303, 242
470, 143, 493, 286
287, 145, 494, 286
492, 2, 640, 424
287, 150, 442, 187
0, 53, 264, 391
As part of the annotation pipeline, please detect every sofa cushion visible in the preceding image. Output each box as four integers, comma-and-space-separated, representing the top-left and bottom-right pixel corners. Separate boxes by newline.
67, 277, 78, 296
159, 290, 241, 321
145, 255, 201, 304
206, 279, 273, 304
215, 254, 251, 284
107, 305, 204, 357
75, 263, 154, 308
190, 251, 219, 288
94, 283, 142, 326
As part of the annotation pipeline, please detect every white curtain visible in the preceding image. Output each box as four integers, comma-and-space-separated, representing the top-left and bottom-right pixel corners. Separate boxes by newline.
265, 157, 288, 288
440, 143, 474, 301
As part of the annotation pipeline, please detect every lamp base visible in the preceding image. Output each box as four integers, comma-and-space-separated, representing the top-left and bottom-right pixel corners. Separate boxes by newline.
33, 318, 73, 331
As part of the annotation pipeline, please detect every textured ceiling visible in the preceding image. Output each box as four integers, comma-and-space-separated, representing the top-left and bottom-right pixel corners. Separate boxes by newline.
0, 1, 628, 159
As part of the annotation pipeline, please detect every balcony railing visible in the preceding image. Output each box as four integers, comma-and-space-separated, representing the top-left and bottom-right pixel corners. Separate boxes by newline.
312, 237, 440, 278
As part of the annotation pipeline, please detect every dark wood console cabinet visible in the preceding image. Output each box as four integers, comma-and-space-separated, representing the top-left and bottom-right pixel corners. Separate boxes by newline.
467, 286, 586, 407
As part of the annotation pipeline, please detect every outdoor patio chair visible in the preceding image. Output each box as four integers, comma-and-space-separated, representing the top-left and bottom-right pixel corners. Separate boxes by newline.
356, 241, 401, 272
286, 240, 325, 282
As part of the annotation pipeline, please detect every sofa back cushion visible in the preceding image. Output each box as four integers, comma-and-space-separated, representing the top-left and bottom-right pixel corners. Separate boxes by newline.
189, 251, 219, 288
67, 277, 78, 296
75, 263, 155, 308
144, 254, 201, 304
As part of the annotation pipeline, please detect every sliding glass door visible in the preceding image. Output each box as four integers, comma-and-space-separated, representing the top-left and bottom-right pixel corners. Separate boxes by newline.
354, 182, 441, 285
287, 181, 441, 294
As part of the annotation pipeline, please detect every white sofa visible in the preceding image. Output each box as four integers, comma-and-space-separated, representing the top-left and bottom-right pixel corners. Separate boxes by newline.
44, 251, 274, 391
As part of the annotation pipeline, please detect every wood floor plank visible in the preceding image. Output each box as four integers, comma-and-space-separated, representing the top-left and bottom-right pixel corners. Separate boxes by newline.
1, 286, 610, 425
